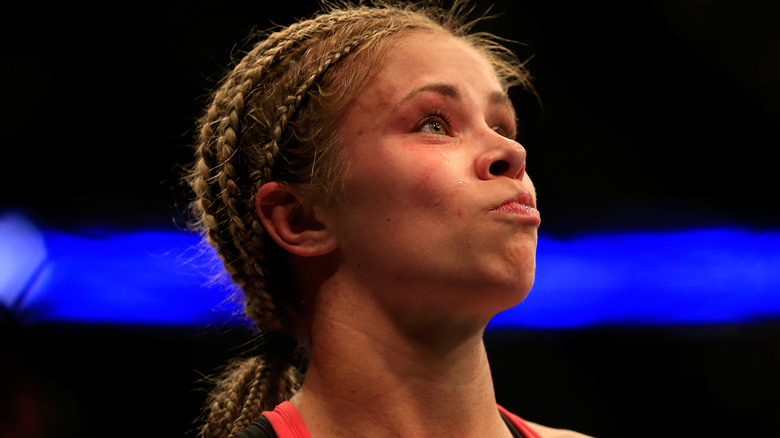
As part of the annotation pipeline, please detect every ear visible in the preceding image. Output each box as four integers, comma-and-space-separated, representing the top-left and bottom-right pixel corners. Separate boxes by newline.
255, 182, 338, 257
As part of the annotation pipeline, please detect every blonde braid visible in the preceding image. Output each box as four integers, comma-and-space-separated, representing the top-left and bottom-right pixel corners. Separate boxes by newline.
193, 13, 405, 438
192, 25, 317, 438
199, 7, 418, 331
266, 29, 386, 175
195, 22, 317, 331
202, 334, 300, 438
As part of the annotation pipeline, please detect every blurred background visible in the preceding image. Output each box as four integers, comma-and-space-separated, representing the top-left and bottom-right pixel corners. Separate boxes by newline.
1, 0, 779, 436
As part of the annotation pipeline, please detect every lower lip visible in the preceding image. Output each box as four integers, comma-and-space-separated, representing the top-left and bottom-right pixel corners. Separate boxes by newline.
492, 202, 541, 224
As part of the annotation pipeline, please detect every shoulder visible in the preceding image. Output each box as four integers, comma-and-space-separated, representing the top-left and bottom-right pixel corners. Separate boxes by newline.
524, 420, 595, 438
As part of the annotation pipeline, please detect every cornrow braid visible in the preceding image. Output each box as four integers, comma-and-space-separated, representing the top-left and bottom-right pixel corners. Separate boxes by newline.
188, 2, 533, 437
202, 353, 298, 438
193, 5, 415, 334
265, 29, 387, 178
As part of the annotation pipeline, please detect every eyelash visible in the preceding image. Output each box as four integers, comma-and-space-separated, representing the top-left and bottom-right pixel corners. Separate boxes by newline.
415, 109, 517, 140
416, 109, 452, 135
493, 124, 517, 140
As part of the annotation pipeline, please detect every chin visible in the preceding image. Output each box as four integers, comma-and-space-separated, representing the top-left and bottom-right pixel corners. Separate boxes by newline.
466, 268, 535, 317
502, 276, 535, 309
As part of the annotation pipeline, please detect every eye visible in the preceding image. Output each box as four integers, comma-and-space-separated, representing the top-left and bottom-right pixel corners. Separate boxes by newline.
416, 110, 451, 136
491, 124, 517, 140
421, 120, 447, 135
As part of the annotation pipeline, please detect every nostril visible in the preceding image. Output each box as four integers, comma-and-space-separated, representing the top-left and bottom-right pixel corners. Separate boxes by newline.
489, 160, 510, 176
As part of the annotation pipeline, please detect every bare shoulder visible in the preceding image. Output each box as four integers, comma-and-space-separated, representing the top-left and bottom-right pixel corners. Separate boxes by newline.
525, 420, 596, 438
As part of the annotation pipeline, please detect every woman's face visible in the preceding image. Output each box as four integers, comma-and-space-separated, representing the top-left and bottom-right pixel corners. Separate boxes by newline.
325, 32, 539, 320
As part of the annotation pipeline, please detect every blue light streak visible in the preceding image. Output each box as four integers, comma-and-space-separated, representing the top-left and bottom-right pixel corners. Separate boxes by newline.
2, 211, 779, 328
493, 228, 780, 328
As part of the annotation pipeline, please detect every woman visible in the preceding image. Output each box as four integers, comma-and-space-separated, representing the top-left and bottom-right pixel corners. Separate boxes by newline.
189, 1, 591, 437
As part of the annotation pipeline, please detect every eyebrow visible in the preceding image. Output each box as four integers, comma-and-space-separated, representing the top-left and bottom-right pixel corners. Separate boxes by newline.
394, 82, 511, 110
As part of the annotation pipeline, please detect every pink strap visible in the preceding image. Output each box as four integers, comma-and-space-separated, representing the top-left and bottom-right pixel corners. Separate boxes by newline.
261, 401, 312, 438
498, 404, 543, 438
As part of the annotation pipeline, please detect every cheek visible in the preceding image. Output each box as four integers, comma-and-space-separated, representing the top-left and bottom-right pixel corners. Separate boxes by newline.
407, 156, 467, 214
340, 137, 471, 228
410, 161, 445, 203
354, 148, 454, 198
395, 142, 465, 205
523, 172, 536, 200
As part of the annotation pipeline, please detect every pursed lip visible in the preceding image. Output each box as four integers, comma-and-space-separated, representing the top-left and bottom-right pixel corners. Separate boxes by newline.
491, 190, 537, 211
489, 190, 541, 224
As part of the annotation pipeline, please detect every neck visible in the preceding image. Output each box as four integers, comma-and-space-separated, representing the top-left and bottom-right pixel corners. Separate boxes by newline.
291, 277, 512, 438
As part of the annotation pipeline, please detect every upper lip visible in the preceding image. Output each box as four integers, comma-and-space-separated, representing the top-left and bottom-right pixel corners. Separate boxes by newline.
492, 190, 536, 210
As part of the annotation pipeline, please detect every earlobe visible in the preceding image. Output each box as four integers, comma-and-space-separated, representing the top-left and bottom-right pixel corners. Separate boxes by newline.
255, 182, 338, 257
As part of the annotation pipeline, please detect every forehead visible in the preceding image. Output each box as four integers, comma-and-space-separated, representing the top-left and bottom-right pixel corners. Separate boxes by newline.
362, 31, 504, 106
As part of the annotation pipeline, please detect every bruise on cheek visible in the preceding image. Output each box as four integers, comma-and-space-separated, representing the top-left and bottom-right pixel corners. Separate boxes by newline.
408, 156, 467, 213
411, 164, 436, 200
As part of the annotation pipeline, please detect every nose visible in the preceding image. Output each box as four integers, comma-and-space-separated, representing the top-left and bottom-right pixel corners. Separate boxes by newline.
475, 134, 527, 181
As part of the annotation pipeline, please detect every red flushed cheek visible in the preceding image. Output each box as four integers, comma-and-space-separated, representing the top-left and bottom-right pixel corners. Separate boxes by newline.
409, 157, 440, 199
394, 144, 464, 209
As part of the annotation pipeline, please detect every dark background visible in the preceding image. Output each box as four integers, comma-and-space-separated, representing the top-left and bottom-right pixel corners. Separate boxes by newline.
2, 0, 779, 232
1, 0, 779, 437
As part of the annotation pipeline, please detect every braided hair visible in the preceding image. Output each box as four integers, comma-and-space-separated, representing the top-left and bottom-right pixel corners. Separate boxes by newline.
187, 2, 532, 436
